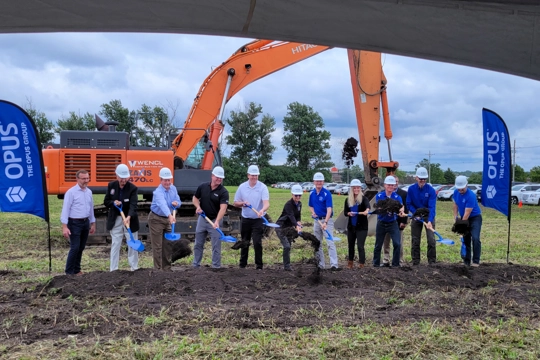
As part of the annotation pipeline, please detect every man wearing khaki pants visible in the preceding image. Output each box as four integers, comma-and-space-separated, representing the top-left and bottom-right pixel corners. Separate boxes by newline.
148, 167, 181, 271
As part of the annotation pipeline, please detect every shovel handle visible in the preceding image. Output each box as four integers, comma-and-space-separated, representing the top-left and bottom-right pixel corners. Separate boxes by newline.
114, 203, 130, 230
200, 213, 216, 227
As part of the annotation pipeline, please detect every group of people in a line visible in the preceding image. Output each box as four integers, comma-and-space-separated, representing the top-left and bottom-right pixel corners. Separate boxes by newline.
60, 164, 483, 275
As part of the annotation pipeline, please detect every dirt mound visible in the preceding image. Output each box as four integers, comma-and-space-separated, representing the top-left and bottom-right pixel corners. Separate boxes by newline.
1, 263, 539, 347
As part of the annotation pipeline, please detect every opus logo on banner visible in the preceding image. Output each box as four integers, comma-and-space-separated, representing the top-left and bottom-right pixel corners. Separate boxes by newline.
0, 100, 48, 221
481, 108, 511, 218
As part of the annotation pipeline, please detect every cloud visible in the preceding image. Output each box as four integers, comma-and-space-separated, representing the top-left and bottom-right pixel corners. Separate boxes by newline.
1, 33, 539, 173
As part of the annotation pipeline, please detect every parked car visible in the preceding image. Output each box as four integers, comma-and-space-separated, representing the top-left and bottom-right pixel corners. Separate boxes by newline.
522, 188, 540, 206
400, 184, 411, 192
511, 183, 540, 204
437, 186, 455, 201
334, 184, 349, 195
436, 184, 453, 195
324, 183, 338, 192
302, 182, 314, 192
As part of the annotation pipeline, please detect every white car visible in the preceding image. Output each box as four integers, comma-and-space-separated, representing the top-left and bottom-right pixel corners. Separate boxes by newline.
516, 185, 540, 205
302, 183, 314, 192
522, 188, 540, 206
334, 184, 349, 195
437, 186, 455, 201
511, 184, 540, 205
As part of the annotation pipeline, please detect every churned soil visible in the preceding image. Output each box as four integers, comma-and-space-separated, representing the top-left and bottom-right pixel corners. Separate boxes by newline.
1, 262, 539, 347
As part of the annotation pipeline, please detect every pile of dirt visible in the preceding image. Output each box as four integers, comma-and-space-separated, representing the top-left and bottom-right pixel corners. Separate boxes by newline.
1, 263, 539, 346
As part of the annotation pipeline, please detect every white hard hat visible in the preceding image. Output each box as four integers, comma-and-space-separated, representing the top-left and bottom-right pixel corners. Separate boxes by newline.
455, 175, 468, 189
384, 175, 397, 185
313, 172, 325, 181
115, 164, 130, 179
247, 165, 260, 175
212, 166, 225, 179
416, 167, 429, 179
350, 179, 362, 187
291, 185, 303, 195
159, 167, 173, 179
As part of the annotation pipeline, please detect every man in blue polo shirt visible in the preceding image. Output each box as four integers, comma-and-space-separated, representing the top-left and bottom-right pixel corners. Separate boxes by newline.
406, 167, 437, 265
373, 175, 404, 267
453, 175, 483, 267
309, 172, 339, 270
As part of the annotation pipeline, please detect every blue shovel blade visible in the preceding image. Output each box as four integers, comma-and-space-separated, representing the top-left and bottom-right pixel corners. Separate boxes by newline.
262, 217, 280, 228
433, 231, 454, 245
164, 223, 181, 241
216, 228, 236, 243
324, 230, 341, 241
127, 229, 145, 252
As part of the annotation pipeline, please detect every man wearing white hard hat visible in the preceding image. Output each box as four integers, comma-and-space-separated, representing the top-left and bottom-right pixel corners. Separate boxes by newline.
192, 166, 229, 269
148, 167, 181, 271
406, 167, 437, 265
104, 164, 140, 271
309, 172, 340, 270
275, 184, 304, 271
233, 165, 270, 270
452, 175, 483, 267
372, 175, 404, 267
382, 174, 408, 267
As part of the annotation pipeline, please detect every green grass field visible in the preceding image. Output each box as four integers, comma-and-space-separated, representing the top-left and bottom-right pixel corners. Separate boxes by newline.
1, 187, 540, 359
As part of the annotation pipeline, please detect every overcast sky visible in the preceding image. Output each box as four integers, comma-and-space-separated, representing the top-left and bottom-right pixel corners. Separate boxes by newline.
1, 33, 539, 173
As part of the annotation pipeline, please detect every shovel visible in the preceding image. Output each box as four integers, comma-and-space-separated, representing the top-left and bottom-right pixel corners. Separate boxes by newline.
312, 216, 341, 241
411, 216, 454, 245
199, 212, 236, 243
244, 204, 280, 228
113, 203, 145, 252
164, 205, 181, 241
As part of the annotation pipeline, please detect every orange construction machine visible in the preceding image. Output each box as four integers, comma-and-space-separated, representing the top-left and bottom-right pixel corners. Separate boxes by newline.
43, 40, 398, 242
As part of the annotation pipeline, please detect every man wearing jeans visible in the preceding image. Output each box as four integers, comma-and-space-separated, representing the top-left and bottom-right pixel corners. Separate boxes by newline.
453, 175, 483, 267
192, 166, 229, 269
406, 167, 437, 265
60, 169, 96, 275
373, 175, 404, 268
309, 172, 339, 270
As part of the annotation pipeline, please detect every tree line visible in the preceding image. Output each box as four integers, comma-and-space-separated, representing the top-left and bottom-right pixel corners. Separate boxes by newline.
25, 99, 336, 185
25, 98, 540, 185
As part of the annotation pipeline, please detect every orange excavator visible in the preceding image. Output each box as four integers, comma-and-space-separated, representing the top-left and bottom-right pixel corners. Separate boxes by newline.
42, 39, 398, 242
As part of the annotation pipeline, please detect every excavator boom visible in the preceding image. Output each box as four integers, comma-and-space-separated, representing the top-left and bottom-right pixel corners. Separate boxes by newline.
172, 40, 331, 169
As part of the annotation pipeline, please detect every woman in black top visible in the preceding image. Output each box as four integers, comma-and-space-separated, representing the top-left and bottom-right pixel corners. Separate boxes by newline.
275, 185, 303, 271
344, 179, 370, 269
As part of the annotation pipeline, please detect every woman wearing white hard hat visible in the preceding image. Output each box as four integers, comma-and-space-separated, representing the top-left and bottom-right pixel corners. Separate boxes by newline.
343, 179, 370, 269
372, 175, 404, 267
148, 167, 181, 271
275, 184, 304, 271
103, 164, 140, 271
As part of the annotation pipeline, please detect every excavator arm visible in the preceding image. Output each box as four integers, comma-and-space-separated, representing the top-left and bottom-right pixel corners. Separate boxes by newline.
348, 49, 399, 192
171, 40, 331, 170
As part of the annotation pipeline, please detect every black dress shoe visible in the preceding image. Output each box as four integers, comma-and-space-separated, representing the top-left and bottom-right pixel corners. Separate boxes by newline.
380, 263, 390, 267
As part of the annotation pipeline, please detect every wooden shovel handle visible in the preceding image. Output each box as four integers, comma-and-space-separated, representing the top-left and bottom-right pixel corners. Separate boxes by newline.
202, 214, 216, 227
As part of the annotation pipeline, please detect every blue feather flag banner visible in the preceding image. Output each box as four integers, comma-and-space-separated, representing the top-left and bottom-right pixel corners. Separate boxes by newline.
481, 108, 511, 219
0, 100, 49, 222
